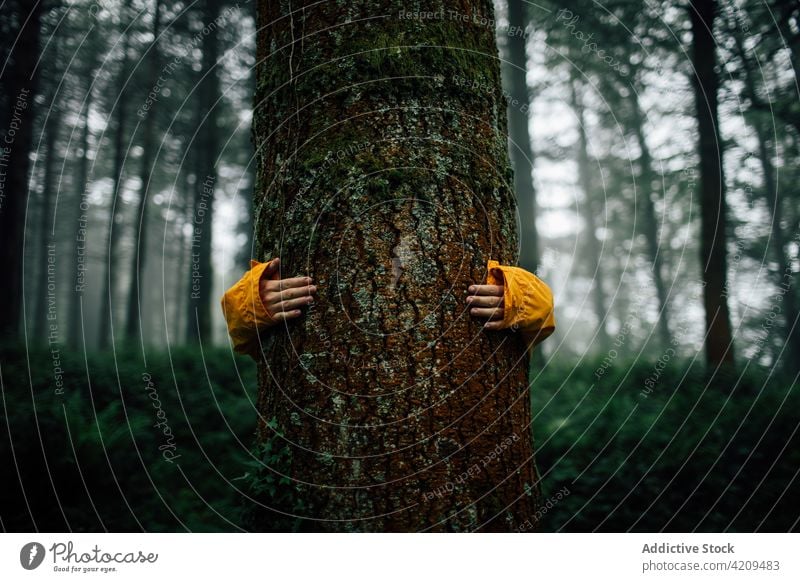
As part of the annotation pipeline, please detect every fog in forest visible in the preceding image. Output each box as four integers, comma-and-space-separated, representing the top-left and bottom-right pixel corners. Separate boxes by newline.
5, 0, 796, 371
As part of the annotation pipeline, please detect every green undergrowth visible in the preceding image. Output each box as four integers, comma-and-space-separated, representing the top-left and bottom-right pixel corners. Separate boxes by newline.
1, 344, 797, 531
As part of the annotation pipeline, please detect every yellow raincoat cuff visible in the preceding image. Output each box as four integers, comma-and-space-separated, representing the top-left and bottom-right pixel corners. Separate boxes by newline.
220, 259, 275, 358
486, 259, 556, 349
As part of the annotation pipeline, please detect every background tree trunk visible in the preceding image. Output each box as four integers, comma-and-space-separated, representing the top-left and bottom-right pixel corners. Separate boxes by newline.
629, 94, 673, 349
503, 0, 539, 274
67, 75, 95, 346
125, 0, 162, 341
728, 22, 800, 373
98, 0, 133, 349
171, 167, 194, 345
0, 0, 41, 339
690, 0, 735, 365
34, 103, 62, 342
249, 0, 542, 532
185, 0, 221, 344
569, 75, 610, 348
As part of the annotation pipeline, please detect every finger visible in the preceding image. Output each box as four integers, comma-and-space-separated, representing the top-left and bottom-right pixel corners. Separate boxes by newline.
466, 294, 503, 308
265, 276, 314, 292
271, 309, 302, 322
265, 285, 316, 305
468, 284, 503, 296
273, 295, 314, 313
483, 320, 504, 331
470, 307, 504, 320
271, 285, 316, 303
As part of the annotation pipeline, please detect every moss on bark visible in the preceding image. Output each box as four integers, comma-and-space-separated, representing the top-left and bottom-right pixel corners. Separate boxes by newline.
248, 0, 541, 532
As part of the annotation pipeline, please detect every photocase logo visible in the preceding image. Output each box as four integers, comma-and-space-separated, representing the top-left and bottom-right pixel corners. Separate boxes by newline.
20, 542, 46, 570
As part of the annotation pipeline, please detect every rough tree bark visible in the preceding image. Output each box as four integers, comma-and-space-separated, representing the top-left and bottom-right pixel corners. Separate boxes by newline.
690, 0, 735, 365
249, 0, 543, 532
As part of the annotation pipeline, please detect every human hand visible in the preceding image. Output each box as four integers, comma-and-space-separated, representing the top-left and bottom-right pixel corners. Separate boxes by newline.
467, 268, 505, 330
259, 258, 317, 325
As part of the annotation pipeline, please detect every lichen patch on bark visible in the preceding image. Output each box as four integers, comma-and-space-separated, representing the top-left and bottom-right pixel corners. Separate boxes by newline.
248, 0, 542, 532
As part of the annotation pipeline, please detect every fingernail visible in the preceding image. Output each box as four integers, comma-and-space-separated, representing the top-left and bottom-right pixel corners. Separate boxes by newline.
466, 297, 473, 302
469, 286, 475, 292
471, 308, 477, 315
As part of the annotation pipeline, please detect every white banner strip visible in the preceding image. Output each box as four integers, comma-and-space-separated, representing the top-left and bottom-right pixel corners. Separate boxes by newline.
1, 533, 797, 581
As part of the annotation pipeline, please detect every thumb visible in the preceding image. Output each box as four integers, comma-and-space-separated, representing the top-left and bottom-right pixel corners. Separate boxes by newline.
490, 267, 504, 282
263, 258, 281, 279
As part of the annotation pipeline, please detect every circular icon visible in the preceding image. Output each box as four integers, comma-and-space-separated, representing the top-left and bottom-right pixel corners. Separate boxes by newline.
19, 542, 45, 570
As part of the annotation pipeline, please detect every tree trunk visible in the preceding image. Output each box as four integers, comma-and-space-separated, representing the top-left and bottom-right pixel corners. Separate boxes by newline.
98, 0, 133, 349
503, 0, 539, 274
34, 104, 62, 342
503, 0, 545, 369
731, 28, 800, 373
690, 0, 735, 365
0, 0, 42, 339
67, 77, 95, 346
629, 95, 673, 349
185, 0, 221, 344
569, 76, 610, 349
171, 169, 192, 345
770, 2, 800, 135
125, 0, 162, 341
249, 0, 543, 532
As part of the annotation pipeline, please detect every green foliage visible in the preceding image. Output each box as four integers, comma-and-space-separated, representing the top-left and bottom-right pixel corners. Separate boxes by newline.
2, 344, 797, 531
237, 418, 308, 532
0, 344, 257, 532
533, 357, 800, 532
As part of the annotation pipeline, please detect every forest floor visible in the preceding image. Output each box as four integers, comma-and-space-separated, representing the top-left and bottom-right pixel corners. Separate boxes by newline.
1, 344, 797, 532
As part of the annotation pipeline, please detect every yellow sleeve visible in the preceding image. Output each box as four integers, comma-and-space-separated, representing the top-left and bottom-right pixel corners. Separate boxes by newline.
486, 260, 556, 350
220, 259, 276, 360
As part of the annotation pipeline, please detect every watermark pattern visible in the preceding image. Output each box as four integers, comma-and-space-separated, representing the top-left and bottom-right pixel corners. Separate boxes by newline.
595, 281, 650, 379
284, 141, 375, 219
0, 88, 31, 212
74, 180, 91, 293
750, 230, 800, 361
398, 9, 528, 39
640, 280, 707, 398
554, 9, 628, 76
45, 244, 65, 396
143, 372, 180, 463
421, 433, 520, 502
721, 237, 746, 299
515, 485, 570, 532
137, 3, 244, 118
190, 175, 214, 300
